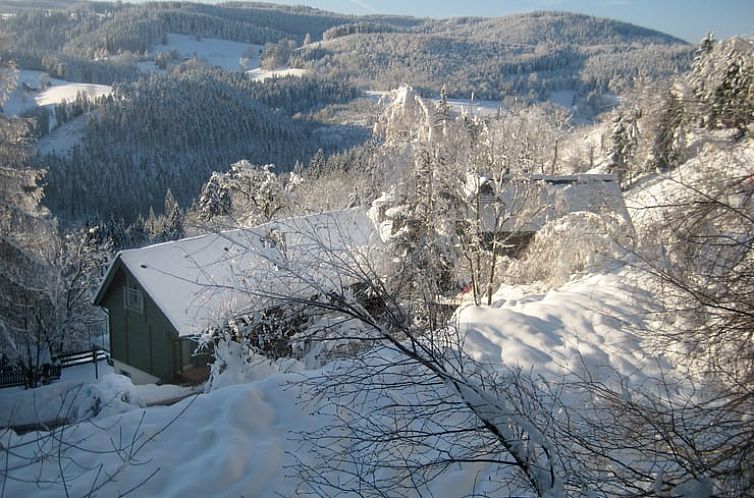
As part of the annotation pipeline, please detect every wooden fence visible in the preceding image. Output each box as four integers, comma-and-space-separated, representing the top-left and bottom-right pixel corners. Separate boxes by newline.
0, 364, 62, 388
56, 349, 109, 368
0, 348, 108, 389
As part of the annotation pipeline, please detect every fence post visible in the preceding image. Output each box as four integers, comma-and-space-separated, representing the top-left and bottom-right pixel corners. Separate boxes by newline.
93, 349, 99, 380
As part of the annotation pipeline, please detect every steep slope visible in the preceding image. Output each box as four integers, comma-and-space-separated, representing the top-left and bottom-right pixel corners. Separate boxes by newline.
39, 71, 340, 221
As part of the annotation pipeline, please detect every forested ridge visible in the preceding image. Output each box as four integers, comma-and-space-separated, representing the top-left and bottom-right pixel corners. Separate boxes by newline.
306, 15, 691, 100
0, 1, 693, 223
40, 69, 362, 220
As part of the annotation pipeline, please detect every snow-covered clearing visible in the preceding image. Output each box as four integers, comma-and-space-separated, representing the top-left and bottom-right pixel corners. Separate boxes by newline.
35, 83, 110, 107
247, 66, 309, 81
148, 33, 262, 72
36, 114, 87, 156
549, 89, 576, 108
134, 59, 164, 74
2, 69, 111, 116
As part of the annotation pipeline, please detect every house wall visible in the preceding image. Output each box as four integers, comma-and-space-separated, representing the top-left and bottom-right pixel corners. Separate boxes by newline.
101, 267, 179, 384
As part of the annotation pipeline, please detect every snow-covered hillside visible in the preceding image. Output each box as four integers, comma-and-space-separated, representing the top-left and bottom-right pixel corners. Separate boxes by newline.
366, 90, 503, 116
625, 132, 754, 234
36, 114, 87, 156
460, 270, 662, 382
143, 33, 263, 72
2, 69, 111, 116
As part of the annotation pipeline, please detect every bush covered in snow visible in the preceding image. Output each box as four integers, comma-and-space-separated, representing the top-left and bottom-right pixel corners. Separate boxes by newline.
206, 331, 304, 391
510, 211, 630, 286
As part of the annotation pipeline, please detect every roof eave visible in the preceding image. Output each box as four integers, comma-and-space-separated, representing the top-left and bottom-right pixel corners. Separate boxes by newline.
92, 254, 123, 306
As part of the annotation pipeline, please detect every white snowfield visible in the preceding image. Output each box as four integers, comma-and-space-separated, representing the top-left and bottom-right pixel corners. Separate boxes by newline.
147, 33, 263, 72
460, 270, 665, 384
35, 82, 111, 106
247, 66, 309, 81
2, 69, 111, 116
36, 114, 87, 156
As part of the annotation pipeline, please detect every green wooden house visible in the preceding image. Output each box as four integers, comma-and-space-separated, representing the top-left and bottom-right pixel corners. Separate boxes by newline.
93, 210, 372, 384
93, 258, 209, 384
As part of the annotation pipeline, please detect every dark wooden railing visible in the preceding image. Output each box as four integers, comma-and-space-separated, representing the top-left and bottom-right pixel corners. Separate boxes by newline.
56, 349, 109, 368
0, 348, 109, 389
0, 364, 62, 388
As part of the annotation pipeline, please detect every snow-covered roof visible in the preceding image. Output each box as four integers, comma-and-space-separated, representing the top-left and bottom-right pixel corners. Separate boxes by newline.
480, 174, 629, 232
94, 209, 374, 337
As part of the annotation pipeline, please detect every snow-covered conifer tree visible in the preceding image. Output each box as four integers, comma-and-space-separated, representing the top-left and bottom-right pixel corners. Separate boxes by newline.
199, 172, 232, 221
161, 190, 185, 241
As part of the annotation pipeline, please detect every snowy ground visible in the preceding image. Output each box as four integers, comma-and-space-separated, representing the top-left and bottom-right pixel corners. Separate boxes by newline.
1, 69, 111, 154
549, 89, 576, 108
0, 362, 197, 431
36, 114, 87, 156
625, 133, 754, 233
145, 33, 262, 72
0, 265, 668, 498
460, 269, 665, 384
247, 66, 309, 81
2, 69, 111, 116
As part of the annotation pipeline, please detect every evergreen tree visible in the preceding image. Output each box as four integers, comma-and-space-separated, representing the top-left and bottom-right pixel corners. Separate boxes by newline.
145, 206, 160, 242
608, 108, 639, 182
199, 172, 232, 221
433, 87, 452, 128
126, 214, 149, 247
161, 189, 184, 241
688, 35, 754, 136
649, 87, 686, 170
307, 149, 326, 178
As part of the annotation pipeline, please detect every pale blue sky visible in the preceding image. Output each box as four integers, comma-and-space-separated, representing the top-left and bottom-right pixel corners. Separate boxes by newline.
257, 0, 753, 43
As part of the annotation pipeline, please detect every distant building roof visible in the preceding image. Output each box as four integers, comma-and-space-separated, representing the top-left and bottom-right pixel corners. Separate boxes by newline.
94, 209, 373, 337
477, 174, 629, 233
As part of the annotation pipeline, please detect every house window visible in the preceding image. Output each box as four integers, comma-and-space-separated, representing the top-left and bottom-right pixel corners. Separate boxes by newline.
124, 283, 144, 313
